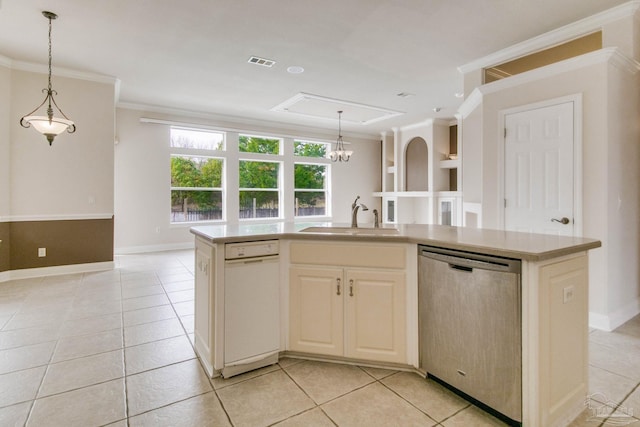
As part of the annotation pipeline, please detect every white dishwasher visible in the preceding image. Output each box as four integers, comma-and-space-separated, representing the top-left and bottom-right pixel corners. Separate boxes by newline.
223, 240, 280, 378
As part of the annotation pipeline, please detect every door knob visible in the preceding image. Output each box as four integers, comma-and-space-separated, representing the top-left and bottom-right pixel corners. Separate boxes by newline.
551, 217, 570, 225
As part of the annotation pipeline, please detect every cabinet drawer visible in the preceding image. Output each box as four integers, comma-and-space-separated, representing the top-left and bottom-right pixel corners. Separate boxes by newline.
290, 241, 406, 269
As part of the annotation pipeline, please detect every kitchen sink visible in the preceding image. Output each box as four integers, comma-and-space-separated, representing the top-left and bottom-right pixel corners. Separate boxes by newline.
299, 226, 400, 236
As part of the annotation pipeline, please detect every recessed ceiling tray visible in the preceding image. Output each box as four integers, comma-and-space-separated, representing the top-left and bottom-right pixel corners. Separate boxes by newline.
271, 93, 404, 125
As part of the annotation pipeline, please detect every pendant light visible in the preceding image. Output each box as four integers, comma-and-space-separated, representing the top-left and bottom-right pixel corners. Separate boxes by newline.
19, 11, 76, 146
328, 110, 353, 162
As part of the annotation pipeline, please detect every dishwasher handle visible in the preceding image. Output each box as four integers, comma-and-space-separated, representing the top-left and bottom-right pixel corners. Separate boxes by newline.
449, 264, 473, 273
419, 247, 520, 274
225, 255, 279, 265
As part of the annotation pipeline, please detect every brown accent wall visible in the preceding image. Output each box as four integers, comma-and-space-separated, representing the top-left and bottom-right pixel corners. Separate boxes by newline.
9, 218, 114, 270
0, 222, 9, 273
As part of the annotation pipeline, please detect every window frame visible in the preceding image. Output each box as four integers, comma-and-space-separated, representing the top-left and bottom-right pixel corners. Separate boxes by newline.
169, 128, 226, 225
293, 139, 332, 219
238, 157, 283, 221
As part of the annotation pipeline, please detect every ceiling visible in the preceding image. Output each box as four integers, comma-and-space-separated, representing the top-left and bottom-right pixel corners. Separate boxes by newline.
0, 0, 630, 137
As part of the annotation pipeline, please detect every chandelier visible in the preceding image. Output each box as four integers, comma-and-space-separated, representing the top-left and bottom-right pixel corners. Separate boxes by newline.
328, 110, 353, 162
20, 11, 76, 145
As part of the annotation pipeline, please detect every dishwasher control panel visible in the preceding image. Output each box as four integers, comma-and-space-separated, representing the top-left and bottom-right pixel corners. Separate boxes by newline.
225, 240, 279, 260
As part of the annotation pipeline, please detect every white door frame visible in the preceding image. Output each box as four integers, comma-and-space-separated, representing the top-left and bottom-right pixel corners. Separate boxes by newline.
497, 94, 583, 236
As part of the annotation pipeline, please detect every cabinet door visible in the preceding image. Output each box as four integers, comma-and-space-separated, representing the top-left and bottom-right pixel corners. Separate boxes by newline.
194, 239, 213, 369
345, 269, 406, 363
289, 267, 343, 356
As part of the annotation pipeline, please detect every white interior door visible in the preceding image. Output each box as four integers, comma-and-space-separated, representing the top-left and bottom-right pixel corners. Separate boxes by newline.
504, 101, 575, 236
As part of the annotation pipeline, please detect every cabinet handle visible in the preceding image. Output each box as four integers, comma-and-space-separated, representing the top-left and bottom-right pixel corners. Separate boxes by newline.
336, 278, 341, 295
349, 279, 354, 297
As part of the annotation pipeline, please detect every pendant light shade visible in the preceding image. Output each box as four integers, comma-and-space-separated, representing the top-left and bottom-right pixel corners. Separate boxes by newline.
19, 11, 76, 146
328, 110, 353, 162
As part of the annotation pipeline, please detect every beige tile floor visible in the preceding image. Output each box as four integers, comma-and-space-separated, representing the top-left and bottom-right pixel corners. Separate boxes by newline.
0, 249, 638, 427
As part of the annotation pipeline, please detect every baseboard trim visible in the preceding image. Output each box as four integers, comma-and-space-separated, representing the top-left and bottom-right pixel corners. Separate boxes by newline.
589, 297, 640, 331
589, 312, 611, 331
1, 261, 115, 282
115, 242, 194, 255
608, 297, 640, 330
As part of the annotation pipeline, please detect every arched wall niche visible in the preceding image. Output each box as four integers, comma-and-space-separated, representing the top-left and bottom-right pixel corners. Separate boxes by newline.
405, 137, 429, 191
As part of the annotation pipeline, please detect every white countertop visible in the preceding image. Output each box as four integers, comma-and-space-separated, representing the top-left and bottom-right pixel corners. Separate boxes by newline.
190, 222, 601, 262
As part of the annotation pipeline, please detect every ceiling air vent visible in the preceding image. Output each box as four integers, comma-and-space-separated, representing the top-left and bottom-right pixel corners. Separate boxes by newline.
248, 56, 276, 67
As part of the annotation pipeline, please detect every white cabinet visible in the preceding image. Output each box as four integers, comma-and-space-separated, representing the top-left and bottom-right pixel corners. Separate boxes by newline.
524, 253, 589, 426
289, 241, 407, 364
194, 236, 217, 376
289, 266, 344, 356
345, 269, 406, 362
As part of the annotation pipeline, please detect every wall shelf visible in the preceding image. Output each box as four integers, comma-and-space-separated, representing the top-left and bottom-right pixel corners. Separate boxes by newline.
440, 159, 460, 169
376, 120, 461, 225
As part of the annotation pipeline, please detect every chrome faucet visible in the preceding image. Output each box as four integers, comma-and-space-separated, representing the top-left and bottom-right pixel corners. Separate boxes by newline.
373, 209, 379, 228
351, 196, 368, 228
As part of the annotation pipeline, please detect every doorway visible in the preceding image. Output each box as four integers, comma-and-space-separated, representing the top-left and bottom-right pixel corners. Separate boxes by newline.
501, 96, 582, 237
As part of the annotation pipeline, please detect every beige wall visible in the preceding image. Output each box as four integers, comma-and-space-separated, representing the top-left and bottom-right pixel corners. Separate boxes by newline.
460, 106, 482, 204
10, 70, 115, 217
2, 67, 116, 273
0, 63, 9, 273
604, 59, 640, 320
0, 64, 9, 220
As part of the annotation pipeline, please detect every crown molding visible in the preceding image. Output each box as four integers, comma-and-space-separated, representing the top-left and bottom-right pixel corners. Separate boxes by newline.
0, 53, 11, 68
122, 102, 377, 142
458, 0, 640, 74
458, 89, 483, 119
609, 48, 640, 74
10, 60, 118, 85
456, 47, 639, 118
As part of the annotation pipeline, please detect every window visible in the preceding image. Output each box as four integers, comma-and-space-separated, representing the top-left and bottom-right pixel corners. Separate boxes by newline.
294, 140, 329, 217
239, 134, 280, 154
238, 134, 282, 219
168, 128, 332, 223
239, 160, 280, 219
170, 128, 225, 223
171, 127, 224, 150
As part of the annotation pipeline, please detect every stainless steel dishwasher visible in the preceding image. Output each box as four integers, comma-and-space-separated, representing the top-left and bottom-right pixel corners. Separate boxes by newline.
418, 245, 522, 426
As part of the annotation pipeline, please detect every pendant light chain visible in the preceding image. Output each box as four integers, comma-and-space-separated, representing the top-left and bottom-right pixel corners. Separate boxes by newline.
47, 14, 53, 93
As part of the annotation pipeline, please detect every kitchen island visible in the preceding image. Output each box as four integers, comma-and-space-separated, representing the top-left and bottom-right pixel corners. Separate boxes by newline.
191, 222, 600, 427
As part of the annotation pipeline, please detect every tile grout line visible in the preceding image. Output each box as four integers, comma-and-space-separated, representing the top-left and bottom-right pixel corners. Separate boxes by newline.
588, 362, 640, 386
372, 370, 450, 426
265, 364, 326, 426
20, 274, 81, 426
602, 380, 640, 426
211, 387, 237, 427
117, 267, 132, 427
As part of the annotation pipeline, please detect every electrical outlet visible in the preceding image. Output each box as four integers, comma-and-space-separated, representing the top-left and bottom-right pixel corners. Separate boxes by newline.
563, 285, 574, 304
38, 247, 46, 257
